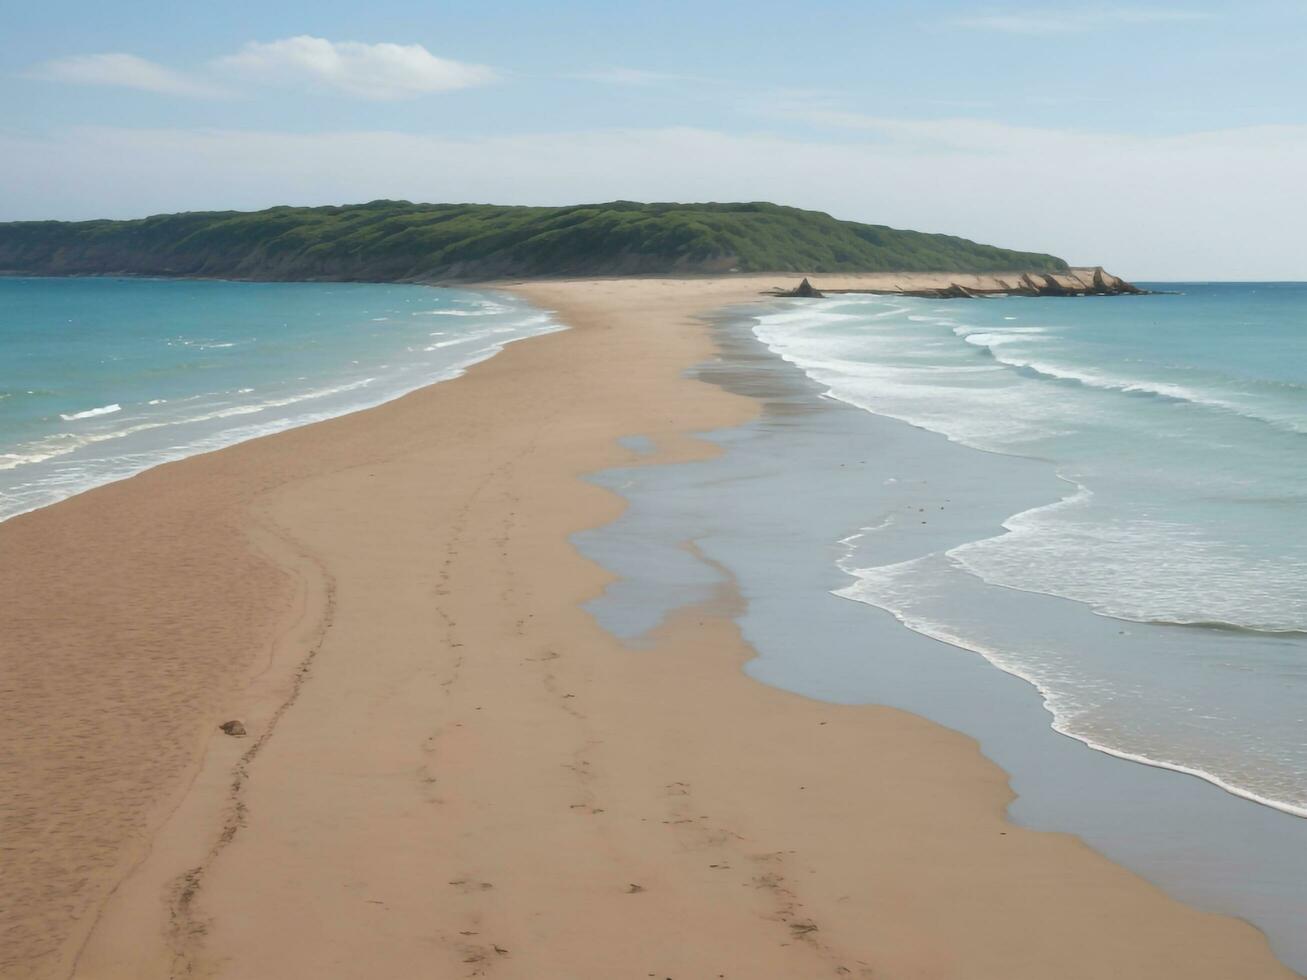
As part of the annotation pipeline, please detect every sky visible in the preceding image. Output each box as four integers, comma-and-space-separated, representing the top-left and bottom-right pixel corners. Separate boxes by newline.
2, 0, 1304, 279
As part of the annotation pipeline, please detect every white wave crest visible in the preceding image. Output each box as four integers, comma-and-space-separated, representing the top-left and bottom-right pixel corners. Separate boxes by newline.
989, 352, 1307, 434
835, 558, 1307, 819
60, 403, 121, 421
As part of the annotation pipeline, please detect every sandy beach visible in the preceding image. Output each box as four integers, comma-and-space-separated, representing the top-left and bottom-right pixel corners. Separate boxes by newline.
1, 275, 1296, 980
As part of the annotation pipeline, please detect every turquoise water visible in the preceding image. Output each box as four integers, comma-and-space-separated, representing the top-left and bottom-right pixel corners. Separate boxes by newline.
752, 285, 1307, 815
0, 278, 560, 520
576, 305, 1307, 969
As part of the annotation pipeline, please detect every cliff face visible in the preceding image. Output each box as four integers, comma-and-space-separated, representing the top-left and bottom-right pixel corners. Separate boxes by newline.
912, 268, 1146, 298
764, 268, 1147, 299
0, 201, 1072, 282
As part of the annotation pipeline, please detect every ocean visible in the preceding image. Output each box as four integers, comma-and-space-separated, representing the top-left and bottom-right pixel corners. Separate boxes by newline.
575, 283, 1307, 968
751, 284, 1307, 817
0, 277, 561, 522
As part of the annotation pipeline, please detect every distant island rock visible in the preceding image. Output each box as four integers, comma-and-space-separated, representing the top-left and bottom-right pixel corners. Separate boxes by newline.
0, 200, 1075, 283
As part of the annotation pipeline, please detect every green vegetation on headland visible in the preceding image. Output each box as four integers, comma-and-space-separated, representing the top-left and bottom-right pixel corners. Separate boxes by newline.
0, 201, 1071, 281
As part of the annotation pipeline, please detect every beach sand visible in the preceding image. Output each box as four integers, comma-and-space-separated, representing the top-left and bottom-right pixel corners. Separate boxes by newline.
0, 275, 1295, 979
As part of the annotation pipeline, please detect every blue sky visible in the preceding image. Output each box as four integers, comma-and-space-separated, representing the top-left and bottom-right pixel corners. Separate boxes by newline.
2, 0, 1304, 278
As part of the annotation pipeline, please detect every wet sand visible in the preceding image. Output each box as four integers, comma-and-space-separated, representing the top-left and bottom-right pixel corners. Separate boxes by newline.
582, 303, 1307, 971
0, 275, 1296, 979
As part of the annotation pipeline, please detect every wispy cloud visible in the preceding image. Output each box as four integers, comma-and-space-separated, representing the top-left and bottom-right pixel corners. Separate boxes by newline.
945, 7, 1211, 34
215, 36, 496, 100
768, 106, 1135, 155
27, 37, 496, 101
25, 53, 229, 99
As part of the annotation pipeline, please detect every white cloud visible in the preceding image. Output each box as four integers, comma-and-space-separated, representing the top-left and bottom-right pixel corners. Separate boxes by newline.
946, 7, 1210, 34
26, 38, 495, 102
0, 120, 1302, 280
25, 53, 228, 99
215, 36, 496, 99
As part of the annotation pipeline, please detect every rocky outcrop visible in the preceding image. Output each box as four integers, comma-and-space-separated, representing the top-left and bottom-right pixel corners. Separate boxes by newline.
913, 268, 1147, 298
1000, 268, 1146, 297
936, 283, 983, 299
771, 277, 825, 298
764, 267, 1149, 300
1092, 266, 1145, 294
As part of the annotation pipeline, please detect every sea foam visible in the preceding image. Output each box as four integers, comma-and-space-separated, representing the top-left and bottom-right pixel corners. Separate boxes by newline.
60, 403, 122, 421
753, 285, 1307, 817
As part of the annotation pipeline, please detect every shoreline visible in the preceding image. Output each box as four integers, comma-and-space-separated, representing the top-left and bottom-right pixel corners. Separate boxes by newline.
0, 279, 562, 525
737, 284, 1307, 819
863, 572, 1307, 820
580, 298, 1307, 969
1, 276, 1296, 979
